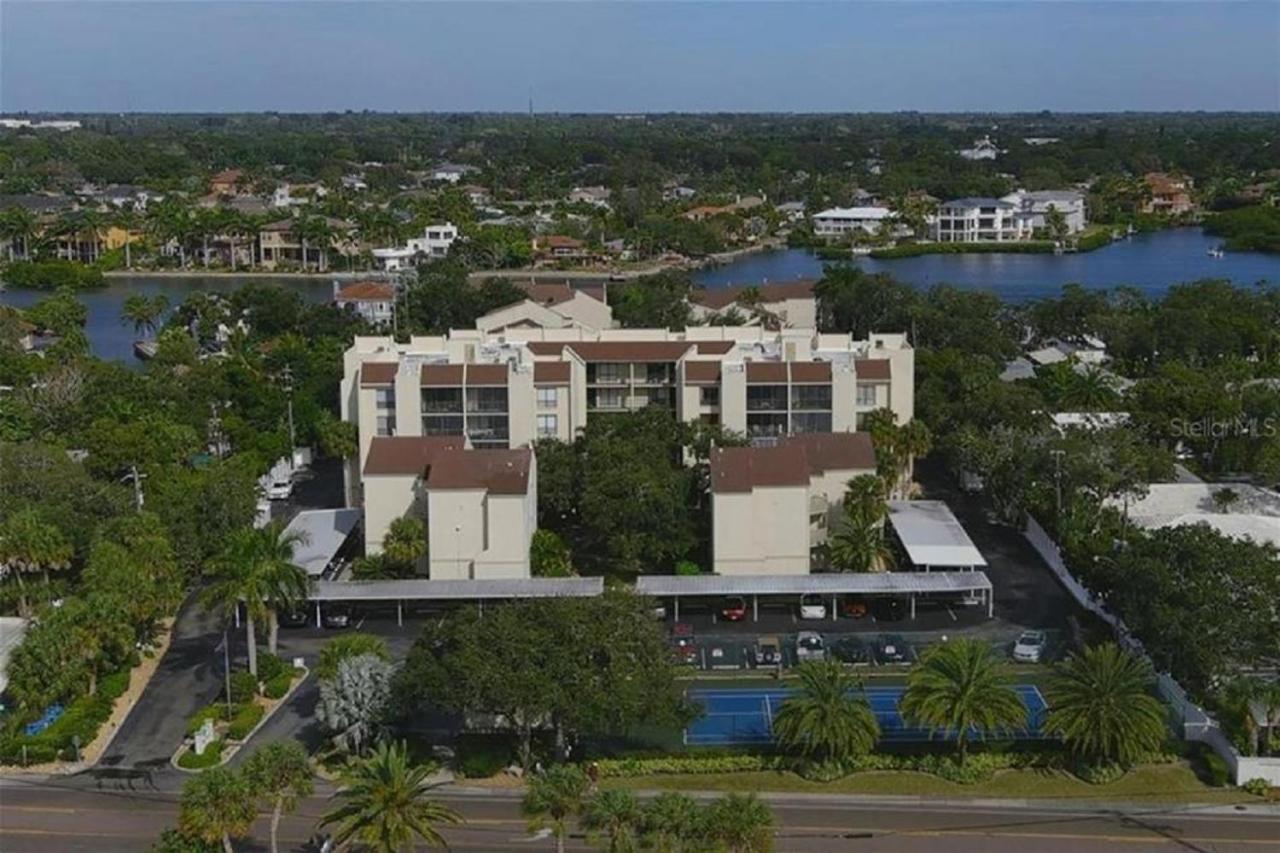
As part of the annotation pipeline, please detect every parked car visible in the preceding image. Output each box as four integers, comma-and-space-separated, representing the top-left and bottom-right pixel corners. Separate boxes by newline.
796, 630, 826, 662
840, 596, 869, 619
872, 597, 905, 622
265, 477, 294, 501
1012, 630, 1048, 663
752, 635, 782, 668
877, 635, 909, 664
278, 607, 309, 628
706, 642, 743, 670
321, 604, 353, 629
720, 596, 748, 622
798, 594, 827, 620
831, 636, 870, 666
671, 623, 698, 665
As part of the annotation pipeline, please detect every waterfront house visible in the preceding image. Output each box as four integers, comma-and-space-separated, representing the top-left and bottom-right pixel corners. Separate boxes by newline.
932, 197, 1031, 242
1143, 173, 1195, 216
209, 169, 245, 196
258, 216, 359, 270
1001, 189, 1087, 234
535, 234, 588, 262
812, 206, 895, 238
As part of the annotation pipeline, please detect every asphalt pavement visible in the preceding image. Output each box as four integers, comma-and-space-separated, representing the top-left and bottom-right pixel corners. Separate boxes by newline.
1, 777, 1277, 852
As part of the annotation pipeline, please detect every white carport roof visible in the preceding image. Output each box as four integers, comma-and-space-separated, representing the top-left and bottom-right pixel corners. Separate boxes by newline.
886, 501, 987, 568
284, 508, 361, 577
635, 571, 991, 598
311, 577, 604, 601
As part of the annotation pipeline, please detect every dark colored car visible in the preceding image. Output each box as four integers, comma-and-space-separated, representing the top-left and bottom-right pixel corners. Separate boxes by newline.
720, 596, 748, 622
877, 635, 910, 664
830, 636, 870, 666
279, 607, 310, 628
321, 604, 353, 629
840, 596, 869, 619
872, 597, 905, 622
752, 635, 782, 668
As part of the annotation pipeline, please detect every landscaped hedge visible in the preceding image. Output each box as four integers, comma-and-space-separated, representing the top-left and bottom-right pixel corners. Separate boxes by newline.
870, 241, 1055, 259
226, 703, 265, 741
263, 673, 293, 700
0, 668, 131, 765
0, 260, 107, 290
177, 739, 225, 770
185, 703, 236, 737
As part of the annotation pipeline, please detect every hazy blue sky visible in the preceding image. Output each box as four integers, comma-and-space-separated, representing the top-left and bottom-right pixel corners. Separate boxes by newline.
2, 1, 1277, 113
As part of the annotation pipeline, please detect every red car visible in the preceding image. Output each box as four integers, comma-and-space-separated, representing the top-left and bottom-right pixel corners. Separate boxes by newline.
670, 623, 698, 665
720, 596, 748, 622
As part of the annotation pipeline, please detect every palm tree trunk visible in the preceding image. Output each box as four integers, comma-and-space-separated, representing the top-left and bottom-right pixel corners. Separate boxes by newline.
230, 236, 237, 271
222, 832, 234, 853
124, 238, 131, 269
270, 800, 283, 853
246, 611, 258, 677
12, 571, 29, 618
556, 832, 566, 853
203, 236, 210, 268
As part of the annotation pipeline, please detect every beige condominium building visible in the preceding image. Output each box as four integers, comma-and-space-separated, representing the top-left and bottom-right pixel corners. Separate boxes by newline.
341, 325, 912, 578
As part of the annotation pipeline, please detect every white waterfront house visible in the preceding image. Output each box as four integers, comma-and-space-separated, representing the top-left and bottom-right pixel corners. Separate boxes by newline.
334, 280, 396, 326
932, 198, 1031, 243
1002, 190, 1087, 234
371, 223, 459, 271
812, 206, 894, 237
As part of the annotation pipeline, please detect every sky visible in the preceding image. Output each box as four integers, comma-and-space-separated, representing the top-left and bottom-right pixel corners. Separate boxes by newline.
1, 1, 1277, 113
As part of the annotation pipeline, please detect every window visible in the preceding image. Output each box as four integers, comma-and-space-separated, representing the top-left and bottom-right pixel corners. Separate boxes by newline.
466, 387, 508, 414
791, 385, 831, 411
792, 412, 832, 433
856, 384, 878, 407
592, 388, 626, 410
700, 386, 720, 407
375, 388, 396, 409
746, 385, 787, 411
537, 387, 558, 409
376, 415, 395, 437
537, 414, 558, 437
591, 363, 627, 385
421, 387, 463, 414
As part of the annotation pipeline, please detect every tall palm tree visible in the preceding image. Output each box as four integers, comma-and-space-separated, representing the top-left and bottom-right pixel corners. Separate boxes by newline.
827, 502, 895, 573
114, 202, 141, 269
522, 765, 589, 853
321, 740, 461, 852
177, 767, 257, 853
1, 207, 38, 260
78, 207, 106, 263
702, 793, 773, 853
641, 792, 703, 853
898, 419, 932, 489
900, 638, 1027, 764
581, 789, 643, 853
772, 659, 880, 763
244, 740, 315, 853
0, 509, 73, 617
121, 293, 168, 339
1044, 643, 1168, 767
202, 522, 309, 677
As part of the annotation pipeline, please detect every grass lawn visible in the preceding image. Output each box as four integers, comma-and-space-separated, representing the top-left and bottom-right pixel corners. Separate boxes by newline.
602, 763, 1254, 805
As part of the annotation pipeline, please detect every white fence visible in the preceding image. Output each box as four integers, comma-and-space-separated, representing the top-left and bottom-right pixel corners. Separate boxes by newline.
1024, 515, 1280, 785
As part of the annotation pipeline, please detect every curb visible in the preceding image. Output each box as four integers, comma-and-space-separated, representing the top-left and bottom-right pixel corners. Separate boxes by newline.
171, 667, 310, 773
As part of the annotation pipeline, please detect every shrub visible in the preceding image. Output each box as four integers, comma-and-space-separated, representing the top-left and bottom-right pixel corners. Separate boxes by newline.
316, 633, 390, 681
226, 703, 265, 741
0, 738, 59, 765
454, 735, 514, 778
98, 670, 131, 703
177, 739, 225, 770
1242, 778, 1272, 797
1201, 749, 1231, 787
151, 827, 221, 853
1075, 762, 1128, 785
1, 260, 107, 290
674, 560, 702, 577
228, 671, 258, 703
530, 529, 573, 577
869, 241, 1055, 259
185, 703, 235, 738
255, 652, 289, 683
263, 673, 293, 700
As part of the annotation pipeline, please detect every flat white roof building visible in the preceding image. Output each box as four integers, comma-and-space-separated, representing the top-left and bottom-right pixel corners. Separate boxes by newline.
886, 500, 987, 570
1109, 483, 1280, 550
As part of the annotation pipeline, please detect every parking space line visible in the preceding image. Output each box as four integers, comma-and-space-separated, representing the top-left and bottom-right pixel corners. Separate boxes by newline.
947, 606, 957, 621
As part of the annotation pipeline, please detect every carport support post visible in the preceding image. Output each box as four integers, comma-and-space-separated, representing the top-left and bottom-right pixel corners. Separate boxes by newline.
910, 594, 916, 620
397, 600, 403, 627
752, 595, 758, 622
674, 596, 679, 622
832, 595, 838, 622
987, 588, 994, 618
314, 601, 321, 625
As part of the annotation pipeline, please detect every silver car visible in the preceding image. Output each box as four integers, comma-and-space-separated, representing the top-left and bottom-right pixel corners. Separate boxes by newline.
1012, 630, 1047, 663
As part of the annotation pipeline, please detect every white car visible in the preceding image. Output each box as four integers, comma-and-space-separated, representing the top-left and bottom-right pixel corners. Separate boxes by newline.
798, 594, 827, 620
265, 478, 293, 500
1012, 630, 1047, 663
796, 631, 826, 662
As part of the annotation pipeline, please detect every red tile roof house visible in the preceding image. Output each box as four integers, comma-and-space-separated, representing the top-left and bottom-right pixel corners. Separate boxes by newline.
535, 235, 589, 262
334, 280, 396, 327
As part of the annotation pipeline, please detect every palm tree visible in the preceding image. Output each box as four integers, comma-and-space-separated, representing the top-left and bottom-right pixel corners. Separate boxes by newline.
900, 638, 1027, 764
772, 659, 880, 764
702, 793, 773, 853
244, 740, 315, 853
0, 509, 73, 617
178, 767, 257, 853
1044, 643, 1168, 767
581, 789, 643, 853
78, 208, 106, 263
641, 792, 703, 853
121, 293, 169, 339
522, 765, 589, 853
898, 419, 932, 490
202, 522, 309, 677
114, 202, 141, 269
321, 740, 461, 852
1, 207, 38, 260
827, 501, 895, 573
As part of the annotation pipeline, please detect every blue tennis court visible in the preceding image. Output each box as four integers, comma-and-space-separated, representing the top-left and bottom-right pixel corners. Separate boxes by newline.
685, 685, 1048, 745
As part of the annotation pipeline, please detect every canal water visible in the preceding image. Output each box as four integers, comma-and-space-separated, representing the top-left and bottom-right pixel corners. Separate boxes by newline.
693, 228, 1280, 301
2, 229, 1277, 364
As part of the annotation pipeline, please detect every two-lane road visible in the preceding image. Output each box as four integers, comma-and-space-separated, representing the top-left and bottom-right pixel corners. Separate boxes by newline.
2, 776, 1278, 852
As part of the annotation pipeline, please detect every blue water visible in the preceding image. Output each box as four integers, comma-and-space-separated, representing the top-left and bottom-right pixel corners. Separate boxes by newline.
694, 228, 1280, 302
686, 685, 1048, 745
0, 274, 333, 363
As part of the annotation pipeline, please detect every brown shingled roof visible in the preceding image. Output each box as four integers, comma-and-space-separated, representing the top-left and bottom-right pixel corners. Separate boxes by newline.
363, 436, 464, 476
426, 449, 532, 494
684, 362, 722, 385
695, 340, 735, 355
789, 362, 832, 383
787, 432, 876, 475
525, 342, 567, 356
516, 282, 606, 307
466, 364, 509, 386
691, 280, 816, 311
745, 362, 787, 383
856, 358, 892, 382
711, 444, 811, 493
360, 362, 398, 387
534, 362, 572, 384
421, 364, 465, 386
336, 281, 394, 302
566, 341, 691, 362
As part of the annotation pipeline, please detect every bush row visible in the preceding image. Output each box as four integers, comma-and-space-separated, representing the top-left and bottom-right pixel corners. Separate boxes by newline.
177, 739, 225, 770
870, 240, 1056, 259
0, 668, 132, 765
0, 260, 107, 290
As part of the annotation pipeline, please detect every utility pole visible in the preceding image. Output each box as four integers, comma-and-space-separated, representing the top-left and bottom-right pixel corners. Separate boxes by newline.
280, 365, 296, 452
123, 465, 146, 511
1049, 448, 1065, 524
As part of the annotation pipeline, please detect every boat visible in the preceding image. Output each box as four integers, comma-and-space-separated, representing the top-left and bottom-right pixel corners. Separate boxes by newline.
1207, 246, 1225, 258
133, 340, 158, 360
